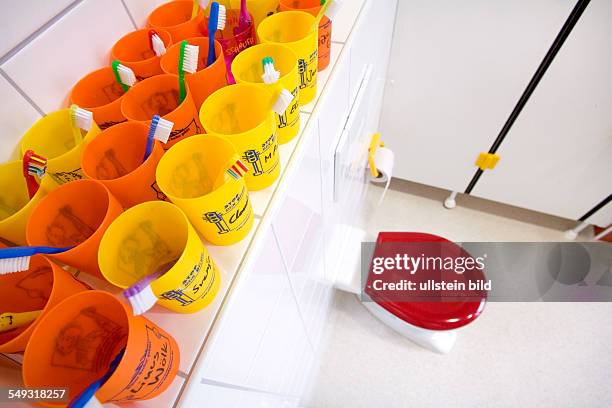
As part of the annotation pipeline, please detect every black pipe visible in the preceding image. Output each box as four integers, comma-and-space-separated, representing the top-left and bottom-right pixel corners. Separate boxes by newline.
579, 194, 612, 222
464, 0, 591, 195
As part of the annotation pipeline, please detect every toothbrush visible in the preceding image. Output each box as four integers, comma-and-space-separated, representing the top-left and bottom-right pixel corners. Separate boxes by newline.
123, 270, 164, 316
226, 159, 249, 180
313, 0, 343, 30
68, 348, 125, 408
148, 30, 166, 57
0, 245, 73, 275
70, 104, 93, 146
236, 0, 252, 35
0, 310, 42, 333
206, 2, 227, 67
111, 60, 137, 92
260, 57, 294, 114
143, 115, 174, 162
212, 157, 250, 188
191, 0, 212, 19
272, 89, 295, 115
22, 150, 47, 199
178, 40, 200, 103
262, 57, 281, 84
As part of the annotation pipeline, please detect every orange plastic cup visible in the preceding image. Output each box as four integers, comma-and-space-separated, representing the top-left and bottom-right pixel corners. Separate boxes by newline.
70, 67, 128, 130
0, 252, 87, 353
81, 122, 167, 208
148, 0, 205, 42
121, 74, 203, 150
26, 180, 123, 278
22, 290, 179, 406
279, 0, 331, 70
111, 28, 173, 80
160, 37, 228, 110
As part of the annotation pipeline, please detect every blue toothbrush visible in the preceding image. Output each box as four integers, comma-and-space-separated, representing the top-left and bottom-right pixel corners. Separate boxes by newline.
69, 348, 125, 408
143, 115, 174, 162
0, 246, 73, 275
207, 2, 227, 67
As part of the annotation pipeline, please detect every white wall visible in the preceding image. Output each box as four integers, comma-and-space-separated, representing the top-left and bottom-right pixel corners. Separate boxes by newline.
0, 0, 168, 162
379, 0, 575, 193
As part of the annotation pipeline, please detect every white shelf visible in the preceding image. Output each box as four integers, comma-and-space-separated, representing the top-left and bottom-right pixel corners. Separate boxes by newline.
101, 40, 349, 407
0, 2, 366, 407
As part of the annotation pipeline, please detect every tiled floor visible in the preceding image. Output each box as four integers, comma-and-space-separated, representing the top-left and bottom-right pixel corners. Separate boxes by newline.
304, 180, 612, 408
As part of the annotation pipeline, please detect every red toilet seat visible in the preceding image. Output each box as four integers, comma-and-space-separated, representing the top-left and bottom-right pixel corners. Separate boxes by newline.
364, 232, 487, 331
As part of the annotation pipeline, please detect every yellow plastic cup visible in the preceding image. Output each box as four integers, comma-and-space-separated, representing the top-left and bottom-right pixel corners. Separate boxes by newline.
156, 135, 254, 245
0, 161, 51, 245
257, 11, 318, 104
230, 0, 280, 30
20, 109, 101, 187
99, 201, 221, 314
232, 43, 300, 144
199, 84, 280, 191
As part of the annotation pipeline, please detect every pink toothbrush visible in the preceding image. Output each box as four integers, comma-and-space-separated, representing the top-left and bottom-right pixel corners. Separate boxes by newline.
236, 0, 252, 34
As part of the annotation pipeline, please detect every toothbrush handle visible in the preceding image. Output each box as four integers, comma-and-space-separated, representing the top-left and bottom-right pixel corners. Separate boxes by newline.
0, 246, 72, 259
240, 0, 250, 25
24, 176, 39, 199
207, 33, 216, 67
143, 134, 155, 162
144, 115, 160, 162
191, 0, 200, 19
72, 126, 83, 147
314, 0, 332, 28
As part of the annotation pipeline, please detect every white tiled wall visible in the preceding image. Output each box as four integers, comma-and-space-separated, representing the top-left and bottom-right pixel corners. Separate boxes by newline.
0, 0, 172, 163
0, 0, 75, 57
0, 75, 41, 160
2, 0, 134, 113
123, 0, 170, 26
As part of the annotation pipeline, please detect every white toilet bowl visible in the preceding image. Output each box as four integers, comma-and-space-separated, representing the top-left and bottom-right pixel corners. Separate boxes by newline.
335, 227, 486, 354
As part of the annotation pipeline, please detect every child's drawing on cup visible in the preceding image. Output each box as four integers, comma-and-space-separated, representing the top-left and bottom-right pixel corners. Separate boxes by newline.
298, 49, 317, 91
157, 249, 218, 309
52, 307, 127, 373
141, 90, 180, 118
242, 131, 279, 178
167, 119, 202, 146
16, 266, 52, 300
49, 168, 85, 185
46, 206, 95, 247
107, 324, 177, 402
96, 149, 128, 180
102, 82, 126, 104
169, 153, 214, 198
117, 221, 173, 280
202, 184, 252, 235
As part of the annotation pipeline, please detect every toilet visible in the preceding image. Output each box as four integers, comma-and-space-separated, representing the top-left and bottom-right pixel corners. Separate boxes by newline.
336, 229, 487, 354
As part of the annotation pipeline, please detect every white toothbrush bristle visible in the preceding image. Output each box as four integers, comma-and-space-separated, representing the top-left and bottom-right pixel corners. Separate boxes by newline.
0, 256, 30, 275
325, 0, 343, 20
153, 117, 174, 143
272, 89, 295, 114
151, 33, 166, 57
72, 106, 93, 131
117, 64, 137, 87
182, 44, 200, 74
262, 63, 281, 84
217, 5, 227, 30
127, 285, 158, 315
82, 396, 104, 408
